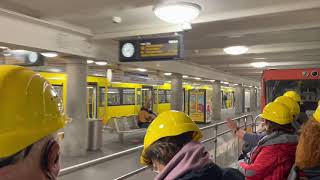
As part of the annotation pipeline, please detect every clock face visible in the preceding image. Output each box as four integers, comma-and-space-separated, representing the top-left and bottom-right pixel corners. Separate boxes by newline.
28, 52, 39, 63
121, 43, 135, 58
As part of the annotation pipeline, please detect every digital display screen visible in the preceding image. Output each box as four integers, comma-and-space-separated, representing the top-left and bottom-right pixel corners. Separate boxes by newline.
119, 35, 183, 62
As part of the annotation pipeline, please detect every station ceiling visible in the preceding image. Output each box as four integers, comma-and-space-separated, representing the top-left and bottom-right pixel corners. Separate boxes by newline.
0, 0, 320, 81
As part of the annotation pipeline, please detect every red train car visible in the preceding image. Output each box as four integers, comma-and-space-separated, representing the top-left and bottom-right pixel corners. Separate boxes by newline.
261, 68, 320, 111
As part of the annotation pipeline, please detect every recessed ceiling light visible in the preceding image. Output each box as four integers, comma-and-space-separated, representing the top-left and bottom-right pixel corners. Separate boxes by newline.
222, 81, 229, 85
95, 61, 108, 66
153, 2, 201, 24
251, 62, 269, 68
223, 46, 248, 55
0, 46, 8, 50
194, 77, 201, 80
183, 75, 189, 78
164, 72, 172, 76
254, 57, 266, 60
210, 80, 215, 82
49, 68, 62, 73
136, 68, 147, 72
87, 60, 95, 64
41, 52, 58, 58
233, 83, 239, 86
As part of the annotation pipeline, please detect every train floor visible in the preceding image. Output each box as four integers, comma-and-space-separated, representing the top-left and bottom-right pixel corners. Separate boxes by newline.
59, 109, 260, 180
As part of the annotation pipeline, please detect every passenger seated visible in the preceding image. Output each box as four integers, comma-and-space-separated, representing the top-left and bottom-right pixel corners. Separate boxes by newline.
239, 102, 298, 180
138, 105, 156, 128
141, 111, 245, 180
287, 104, 320, 179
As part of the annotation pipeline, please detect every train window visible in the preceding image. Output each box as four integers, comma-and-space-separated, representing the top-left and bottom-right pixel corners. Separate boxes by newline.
122, 88, 135, 105
266, 80, 320, 110
52, 85, 63, 101
108, 88, 121, 106
158, 89, 166, 103
166, 90, 171, 103
153, 89, 158, 104
99, 87, 106, 107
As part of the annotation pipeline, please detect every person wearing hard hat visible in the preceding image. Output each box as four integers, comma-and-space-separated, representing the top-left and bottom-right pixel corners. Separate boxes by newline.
287, 105, 320, 180
228, 95, 301, 161
239, 102, 298, 180
141, 110, 244, 180
0, 66, 69, 180
284, 90, 308, 129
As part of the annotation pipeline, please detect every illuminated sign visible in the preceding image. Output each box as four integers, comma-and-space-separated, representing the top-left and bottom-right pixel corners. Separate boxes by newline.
119, 35, 183, 62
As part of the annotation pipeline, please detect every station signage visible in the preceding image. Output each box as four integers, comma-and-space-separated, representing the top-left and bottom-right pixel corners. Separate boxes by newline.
119, 35, 184, 62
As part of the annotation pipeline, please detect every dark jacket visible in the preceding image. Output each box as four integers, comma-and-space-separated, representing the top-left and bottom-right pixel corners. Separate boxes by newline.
178, 163, 245, 180
239, 132, 298, 180
288, 166, 320, 180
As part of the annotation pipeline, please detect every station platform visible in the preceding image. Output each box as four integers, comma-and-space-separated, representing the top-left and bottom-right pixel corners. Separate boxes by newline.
59, 109, 260, 180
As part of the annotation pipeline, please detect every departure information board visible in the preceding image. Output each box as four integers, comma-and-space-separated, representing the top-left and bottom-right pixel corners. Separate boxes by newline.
119, 35, 183, 62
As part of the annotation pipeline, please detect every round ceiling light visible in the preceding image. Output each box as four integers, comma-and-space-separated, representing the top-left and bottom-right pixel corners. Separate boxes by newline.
153, 2, 201, 24
223, 46, 249, 55
251, 62, 269, 68
164, 72, 172, 76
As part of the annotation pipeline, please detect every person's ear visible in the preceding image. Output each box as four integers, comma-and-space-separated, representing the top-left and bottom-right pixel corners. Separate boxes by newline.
42, 141, 61, 178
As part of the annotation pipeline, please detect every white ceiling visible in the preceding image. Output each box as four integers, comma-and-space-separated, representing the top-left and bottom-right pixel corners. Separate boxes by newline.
0, 0, 320, 80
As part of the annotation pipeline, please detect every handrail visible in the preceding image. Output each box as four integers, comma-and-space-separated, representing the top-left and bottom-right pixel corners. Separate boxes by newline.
59, 113, 256, 178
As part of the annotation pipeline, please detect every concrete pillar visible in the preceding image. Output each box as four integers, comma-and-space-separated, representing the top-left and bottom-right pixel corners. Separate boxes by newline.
171, 74, 183, 111
212, 81, 222, 120
62, 59, 88, 156
250, 87, 257, 112
235, 85, 245, 114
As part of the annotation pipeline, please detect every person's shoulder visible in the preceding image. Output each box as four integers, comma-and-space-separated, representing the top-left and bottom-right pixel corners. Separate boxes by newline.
177, 163, 244, 180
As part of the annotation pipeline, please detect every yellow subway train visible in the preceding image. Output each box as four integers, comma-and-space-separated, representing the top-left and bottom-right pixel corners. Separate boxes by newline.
39, 72, 235, 124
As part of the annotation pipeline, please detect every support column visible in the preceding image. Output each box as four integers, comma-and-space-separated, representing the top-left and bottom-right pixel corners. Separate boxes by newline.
171, 74, 183, 111
235, 85, 245, 115
250, 87, 257, 112
62, 59, 88, 156
257, 88, 261, 111
212, 81, 222, 120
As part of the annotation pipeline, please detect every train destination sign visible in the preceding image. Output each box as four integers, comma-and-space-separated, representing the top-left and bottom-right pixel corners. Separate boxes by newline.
119, 35, 183, 62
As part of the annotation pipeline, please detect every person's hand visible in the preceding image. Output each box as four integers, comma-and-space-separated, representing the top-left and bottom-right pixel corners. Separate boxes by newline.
227, 118, 238, 130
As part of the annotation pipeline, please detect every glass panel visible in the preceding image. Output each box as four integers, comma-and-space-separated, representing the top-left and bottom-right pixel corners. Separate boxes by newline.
197, 94, 205, 113
158, 90, 166, 103
137, 88, 142, 105
166, 90, 171, 103
99, 87, 106, 107
189, 94, 197, 113
123, 88, 135, 105
266, 80, 320, 110
52, 85, 63, 101
108, 88, 121, 106
87, 85, 97, 119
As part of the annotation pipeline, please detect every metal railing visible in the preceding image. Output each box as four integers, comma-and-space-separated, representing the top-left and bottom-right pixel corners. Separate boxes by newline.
59, 114, 257, 179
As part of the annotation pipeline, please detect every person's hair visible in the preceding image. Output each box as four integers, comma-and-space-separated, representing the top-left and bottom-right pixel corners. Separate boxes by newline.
143, 131, 194, 166
295, 118, 320, 169
265, 120, 294, 134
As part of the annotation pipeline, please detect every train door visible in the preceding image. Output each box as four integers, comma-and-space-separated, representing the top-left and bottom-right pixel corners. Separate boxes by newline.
142, 86, 154, 111
87, 83, 98, 119
188, 89, 207, 123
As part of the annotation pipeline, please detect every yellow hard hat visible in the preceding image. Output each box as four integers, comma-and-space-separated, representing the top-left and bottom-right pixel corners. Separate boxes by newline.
140, 111, 202, 164
283, 91, 302, 104
313, 105, 320, 122
274, 96, 300, 117
260, 102, 293, 125
0, 65, 69, 158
